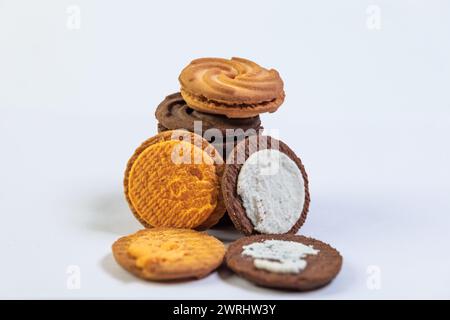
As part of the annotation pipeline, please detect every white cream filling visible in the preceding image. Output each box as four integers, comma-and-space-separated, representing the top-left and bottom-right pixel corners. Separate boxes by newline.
242, 239, 319, 274
237, 149, 305, 234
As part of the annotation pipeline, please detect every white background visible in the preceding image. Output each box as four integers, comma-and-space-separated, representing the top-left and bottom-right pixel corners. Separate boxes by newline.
1, 0, 449, 299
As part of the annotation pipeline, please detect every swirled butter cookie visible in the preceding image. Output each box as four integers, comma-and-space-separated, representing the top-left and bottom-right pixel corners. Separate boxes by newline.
179, 57, 285, 118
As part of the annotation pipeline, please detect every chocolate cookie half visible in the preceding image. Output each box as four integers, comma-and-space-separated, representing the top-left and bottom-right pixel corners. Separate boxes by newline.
222, 135, 310, 235
225, 234, 342, 291
155, 93, 262, 135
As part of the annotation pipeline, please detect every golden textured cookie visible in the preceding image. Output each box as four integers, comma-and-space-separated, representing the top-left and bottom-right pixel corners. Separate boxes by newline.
124, 130, 226, 229
112, 228, 226, 281
179, 57, 285, 118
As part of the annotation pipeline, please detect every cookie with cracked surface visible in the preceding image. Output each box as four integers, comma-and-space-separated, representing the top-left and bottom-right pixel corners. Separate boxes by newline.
113, 228, 225, 281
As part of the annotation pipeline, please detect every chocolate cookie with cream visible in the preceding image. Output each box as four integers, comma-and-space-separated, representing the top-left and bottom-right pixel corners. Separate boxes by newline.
225, 234, 342, 291
222, 135, 310, 235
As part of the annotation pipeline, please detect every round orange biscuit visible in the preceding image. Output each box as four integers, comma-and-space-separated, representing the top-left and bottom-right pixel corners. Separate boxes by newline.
112, 228, 226, 281
124, 130, 226, 229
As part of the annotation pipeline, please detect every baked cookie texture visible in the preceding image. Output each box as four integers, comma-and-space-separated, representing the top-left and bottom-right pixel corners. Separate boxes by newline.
157, 123, 263, 161
112, 56, 343, 290
124, 130, 226, 230
221, 135, 310, 235
113, 228, 226, 281
155, 93, 264, 160
225, 234, 342, 291
155, 93, 263, 134
179, 57, 285, 118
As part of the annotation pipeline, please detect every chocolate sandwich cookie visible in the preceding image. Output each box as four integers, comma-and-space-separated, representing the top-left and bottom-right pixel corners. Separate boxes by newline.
222, 135, 310, 235
155, 93, 262, 135
225, 234, 342, 291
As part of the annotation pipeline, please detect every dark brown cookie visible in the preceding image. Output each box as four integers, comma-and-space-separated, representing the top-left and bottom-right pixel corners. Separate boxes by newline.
155, 93, 263, 135
221, 135, 310, 235
225, 234, 342, 291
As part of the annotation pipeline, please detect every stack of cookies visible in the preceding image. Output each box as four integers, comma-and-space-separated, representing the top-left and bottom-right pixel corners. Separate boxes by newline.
155, 57, 285, 159
112, 57, 343, 291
